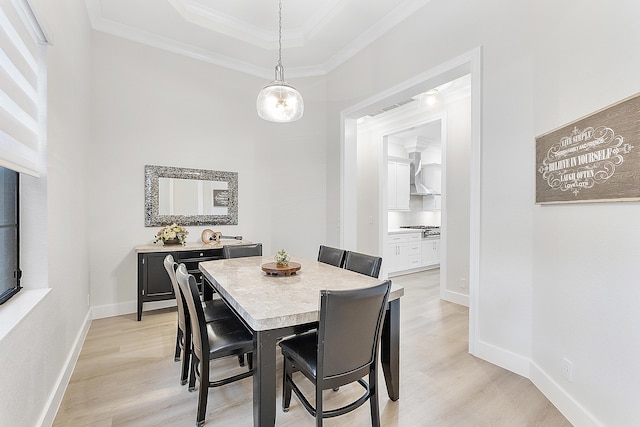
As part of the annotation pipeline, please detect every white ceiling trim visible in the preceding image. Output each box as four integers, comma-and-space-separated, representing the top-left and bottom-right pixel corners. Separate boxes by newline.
85, 0, 432, 79
85, 0, 324, 79
167, 0, 343, 50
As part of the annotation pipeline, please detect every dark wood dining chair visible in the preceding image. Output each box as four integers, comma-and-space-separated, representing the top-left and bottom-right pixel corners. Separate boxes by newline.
343, 251, 383, 278
163, 254, 239, 385
317, 245, 346, 267
222, 243, 262, 259
175, 264, 254, 427
278, 280, 391, 427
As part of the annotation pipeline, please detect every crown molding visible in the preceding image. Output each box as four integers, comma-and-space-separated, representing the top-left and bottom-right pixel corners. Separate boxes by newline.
85, 0, 432, 78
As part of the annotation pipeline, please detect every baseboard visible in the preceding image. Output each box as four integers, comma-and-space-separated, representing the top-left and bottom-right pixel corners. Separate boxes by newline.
37, 310, 91, 427
473, 339, 530, 378
91, 299, 177, 320
441, 289, 469, 307
530, 361, 604, 427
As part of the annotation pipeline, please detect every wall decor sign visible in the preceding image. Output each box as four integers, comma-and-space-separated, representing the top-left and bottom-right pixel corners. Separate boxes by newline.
213, 189, 228, 207
536, 93, 640, 204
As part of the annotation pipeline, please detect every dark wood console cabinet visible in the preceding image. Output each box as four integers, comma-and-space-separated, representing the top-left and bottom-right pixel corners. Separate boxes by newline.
136, 244, 226, 320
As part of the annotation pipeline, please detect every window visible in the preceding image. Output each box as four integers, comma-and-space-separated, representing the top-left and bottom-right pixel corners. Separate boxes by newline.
0, 166, 20, 304
0, 0, 47, 305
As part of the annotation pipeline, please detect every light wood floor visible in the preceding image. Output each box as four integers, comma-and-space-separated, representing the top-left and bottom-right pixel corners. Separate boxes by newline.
53, 270, 571, 427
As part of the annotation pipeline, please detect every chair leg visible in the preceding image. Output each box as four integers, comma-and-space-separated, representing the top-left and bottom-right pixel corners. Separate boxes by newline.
282, 357, 293, 412
174, 328, 182, 362
188, 353, 197, 392
180, 329, 192, 386
196, 360, 209, 427
369, 369, 380, 427
315, 384, 323, 427
247, 352, 254, 370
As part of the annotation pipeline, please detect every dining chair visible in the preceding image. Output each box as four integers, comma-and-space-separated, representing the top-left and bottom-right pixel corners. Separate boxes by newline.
343, 251, 383, 278
176, 264, 255, 427
278, 280, 391, 427
317, 245, 346, 268
163, 254, 240, 385
222, 243, 263, 259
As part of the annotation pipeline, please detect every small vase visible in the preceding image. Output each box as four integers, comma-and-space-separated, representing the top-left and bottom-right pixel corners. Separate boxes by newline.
163, 238, 181, 245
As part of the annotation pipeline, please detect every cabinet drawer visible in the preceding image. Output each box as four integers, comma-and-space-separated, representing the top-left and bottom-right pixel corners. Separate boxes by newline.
407, 254, 422, 268
388, 232, 421, 244
388, 235, 406, 243
176, 249, 222, 262
408, 243, 421, 255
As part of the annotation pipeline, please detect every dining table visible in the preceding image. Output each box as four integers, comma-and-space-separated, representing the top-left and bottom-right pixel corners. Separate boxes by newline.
199, 255, 404, 427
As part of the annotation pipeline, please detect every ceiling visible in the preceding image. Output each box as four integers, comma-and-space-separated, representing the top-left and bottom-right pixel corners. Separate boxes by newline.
85, 0, 432, 79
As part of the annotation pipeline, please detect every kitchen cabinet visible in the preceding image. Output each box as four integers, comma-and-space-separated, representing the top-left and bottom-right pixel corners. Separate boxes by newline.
423, 194, 441, 211
386, 232, 421, 273
388, 159, 410, 210
421, 238, 441, 267
422, 163, 442, 194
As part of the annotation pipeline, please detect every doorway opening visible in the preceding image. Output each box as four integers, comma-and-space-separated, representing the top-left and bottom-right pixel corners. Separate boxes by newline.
339, 47, 481, 354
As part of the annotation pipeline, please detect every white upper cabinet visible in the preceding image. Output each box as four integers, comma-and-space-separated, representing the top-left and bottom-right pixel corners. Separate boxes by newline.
388, 159, 410, 210
422, 163, 442, 194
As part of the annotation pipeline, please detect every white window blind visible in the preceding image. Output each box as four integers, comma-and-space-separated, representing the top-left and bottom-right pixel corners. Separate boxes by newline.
0, 0, 48, 177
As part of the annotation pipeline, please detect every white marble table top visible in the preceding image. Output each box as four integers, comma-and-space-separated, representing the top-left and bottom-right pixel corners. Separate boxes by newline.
199, 256, 404, 331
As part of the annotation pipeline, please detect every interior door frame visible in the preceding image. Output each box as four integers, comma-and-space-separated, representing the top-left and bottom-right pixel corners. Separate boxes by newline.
339, 47, 482, 354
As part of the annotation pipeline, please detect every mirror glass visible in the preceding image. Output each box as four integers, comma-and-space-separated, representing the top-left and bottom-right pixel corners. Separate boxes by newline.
145, 165, 238, 226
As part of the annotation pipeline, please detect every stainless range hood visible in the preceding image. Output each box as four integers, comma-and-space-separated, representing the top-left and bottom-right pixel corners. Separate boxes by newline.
408, 152, 432, 195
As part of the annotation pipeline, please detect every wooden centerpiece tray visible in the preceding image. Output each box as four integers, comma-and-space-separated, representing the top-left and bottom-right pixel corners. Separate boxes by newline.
261, 262, 301, 277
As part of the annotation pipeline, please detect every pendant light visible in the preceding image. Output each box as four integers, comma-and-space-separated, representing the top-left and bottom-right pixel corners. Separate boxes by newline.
256, 0, 303, 122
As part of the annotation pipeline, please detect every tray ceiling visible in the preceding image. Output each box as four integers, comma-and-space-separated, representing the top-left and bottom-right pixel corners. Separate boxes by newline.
86, 0, 431, 79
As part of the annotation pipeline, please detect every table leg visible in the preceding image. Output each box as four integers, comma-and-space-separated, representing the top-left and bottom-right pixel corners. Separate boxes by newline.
202, 277, 213, 301
381, 298, 400, 401
253, 329, 278, 426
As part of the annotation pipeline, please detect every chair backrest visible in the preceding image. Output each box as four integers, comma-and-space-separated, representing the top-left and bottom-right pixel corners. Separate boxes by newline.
175, 264, 208, 360
317, 245, 346, 268
317, 280, 391, 379
163, 254, 188, 330
223, 243, 263, 259
343, 251, 382, 278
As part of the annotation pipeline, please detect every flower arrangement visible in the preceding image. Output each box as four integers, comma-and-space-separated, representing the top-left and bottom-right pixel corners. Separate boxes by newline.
154, 223, 189, 245
274, 249, 290, 266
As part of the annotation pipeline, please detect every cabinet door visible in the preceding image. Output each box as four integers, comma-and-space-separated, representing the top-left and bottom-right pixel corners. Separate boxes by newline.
423, 194, 441, 211
385, 241, 408, 273
423, 163, 442, 194
388, 161, 410, 210
432, 239, 441, 264
385, 243, 399, 272
142, 253, 174, 298
421, 239, 441, 267
395, 162, 410, 210
387, 162, 398, 209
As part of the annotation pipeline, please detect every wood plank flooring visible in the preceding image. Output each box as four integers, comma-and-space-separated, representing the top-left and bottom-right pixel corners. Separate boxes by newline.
53, 270, 571, 426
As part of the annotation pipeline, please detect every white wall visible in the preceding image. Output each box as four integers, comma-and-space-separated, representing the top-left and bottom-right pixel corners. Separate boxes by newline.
0, 1, 93, 426
326, 0, 640, 425
87, 32, 327, 315
528, 0, 640, 425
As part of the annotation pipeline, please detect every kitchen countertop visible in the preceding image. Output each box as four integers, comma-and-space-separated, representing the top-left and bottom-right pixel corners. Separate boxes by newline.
388, 228, 423, 235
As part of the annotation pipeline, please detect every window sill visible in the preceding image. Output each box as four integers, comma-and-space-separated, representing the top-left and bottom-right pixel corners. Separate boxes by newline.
0, 288, 51, 342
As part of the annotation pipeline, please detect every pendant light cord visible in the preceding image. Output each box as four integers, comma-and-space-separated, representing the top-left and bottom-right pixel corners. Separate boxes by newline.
277, 0, 283, 67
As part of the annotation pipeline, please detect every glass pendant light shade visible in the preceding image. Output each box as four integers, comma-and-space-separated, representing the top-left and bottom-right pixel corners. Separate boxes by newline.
257, 65, 303, 122
256, 0, 303, 122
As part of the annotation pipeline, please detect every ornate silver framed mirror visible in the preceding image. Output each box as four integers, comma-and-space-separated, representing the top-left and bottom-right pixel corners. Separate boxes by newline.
144, 165, 238, 226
